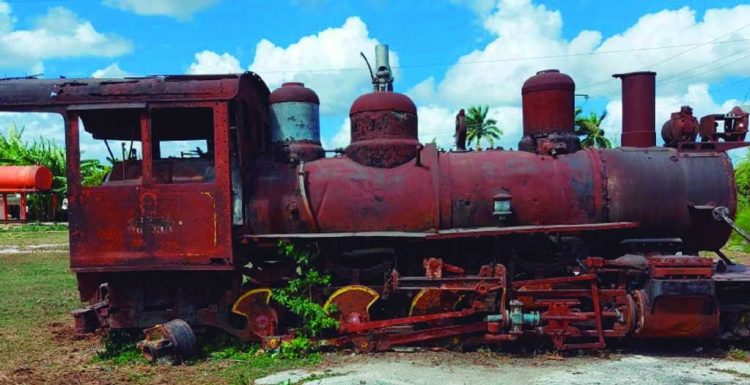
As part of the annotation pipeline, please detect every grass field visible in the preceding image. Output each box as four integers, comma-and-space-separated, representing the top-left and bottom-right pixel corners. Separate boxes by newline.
0, 230, 320, 385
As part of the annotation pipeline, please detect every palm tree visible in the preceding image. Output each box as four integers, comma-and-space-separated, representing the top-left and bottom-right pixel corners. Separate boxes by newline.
574, 107, 611, 149
465, 105, 502, 150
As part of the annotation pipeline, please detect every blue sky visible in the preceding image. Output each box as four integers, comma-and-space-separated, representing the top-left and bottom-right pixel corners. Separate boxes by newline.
1, 0, 749, 161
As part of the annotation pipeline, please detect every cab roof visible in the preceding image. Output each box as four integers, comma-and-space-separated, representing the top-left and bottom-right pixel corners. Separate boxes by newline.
0, 72, 270, 112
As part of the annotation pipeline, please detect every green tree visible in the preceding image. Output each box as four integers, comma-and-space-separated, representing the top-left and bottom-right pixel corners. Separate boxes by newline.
574, 107, 611, 149
465, 105, 502, 150
732, 152, 750, 251
736, 151, 750, 199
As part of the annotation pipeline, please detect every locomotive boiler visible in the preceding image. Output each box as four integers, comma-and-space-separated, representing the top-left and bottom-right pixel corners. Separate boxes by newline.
1, 44, 750, 361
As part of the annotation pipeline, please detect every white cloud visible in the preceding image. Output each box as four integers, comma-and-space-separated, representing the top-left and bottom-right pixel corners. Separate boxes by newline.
249, 16, 400, 115
184, 17, 400, 148
0, 112, 131, 162
450, 0, 496, 15
0, 4, 132, 73
104, 0, 217, 20
408, 77, 438, 106
322, 118, 351, 150
0, 1, 12, 33
0, 112, 64, 146
419, 1, 750, 107
187, 51, 242, 74
321, 106, 521, 152
416, 106, 455, 149
91, 63, 131, 78
400, 0, 750, 153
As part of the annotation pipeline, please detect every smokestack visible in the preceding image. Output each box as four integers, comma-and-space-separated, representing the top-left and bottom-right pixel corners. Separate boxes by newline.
374, 44, 394, 92
613, 71, 656, 147
375, 45, 391, 72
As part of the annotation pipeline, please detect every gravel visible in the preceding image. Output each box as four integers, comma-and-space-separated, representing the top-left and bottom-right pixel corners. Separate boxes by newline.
255, 352, 750, 385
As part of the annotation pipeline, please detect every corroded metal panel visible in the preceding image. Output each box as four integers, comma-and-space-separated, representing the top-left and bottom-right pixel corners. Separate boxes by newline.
614, 71, 657, 147
269, 101, 320, 142
69, 103, 234, 272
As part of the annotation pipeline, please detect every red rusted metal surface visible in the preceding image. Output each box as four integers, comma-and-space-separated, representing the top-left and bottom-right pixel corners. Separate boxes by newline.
231, 288, 278, 340
662, 105, 700, 146
247, 145, 734, 252
521, 69, 575, 136
0, 165, 53, 192
513, 267, 630, 348
630, 255, 720, 338
633, 288, 719, 339
2, 56, 750, 355
269, 82, 319, 104
0, 73, 268, 111
409, 289, 460, 318
68, 102, 235, 272
614, 71, 656, 147
346, 91, 419, 168
729, 106, 750, 140
648, 255, 713, 279
519, 69, 580, 154
600, 148, 735, 252
375, 323, 487, 351
340, 306, 481, 334
240, 222, 640, 240
700, 105, 749, 142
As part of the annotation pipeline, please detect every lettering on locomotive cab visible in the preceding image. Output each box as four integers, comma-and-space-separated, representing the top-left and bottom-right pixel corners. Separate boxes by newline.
128, 216, 176, 235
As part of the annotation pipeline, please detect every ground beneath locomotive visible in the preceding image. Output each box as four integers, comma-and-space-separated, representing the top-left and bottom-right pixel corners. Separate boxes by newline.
258, 351, 750, 385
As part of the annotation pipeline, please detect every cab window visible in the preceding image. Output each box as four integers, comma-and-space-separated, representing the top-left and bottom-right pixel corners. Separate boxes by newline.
150, 107, 215, 184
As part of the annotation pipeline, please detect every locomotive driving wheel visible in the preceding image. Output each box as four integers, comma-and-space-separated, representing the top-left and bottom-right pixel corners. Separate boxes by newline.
409, 289, 461, 327
323, 285, 380, 326
231, 288, 278, 340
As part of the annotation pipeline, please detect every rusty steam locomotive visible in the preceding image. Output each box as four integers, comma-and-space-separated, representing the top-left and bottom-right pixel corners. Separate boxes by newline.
1, 44, 750, 360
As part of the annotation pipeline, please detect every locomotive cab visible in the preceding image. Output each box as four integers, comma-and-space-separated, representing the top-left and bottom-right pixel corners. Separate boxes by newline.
0, 73, 271, 274
65, 102, 236, 272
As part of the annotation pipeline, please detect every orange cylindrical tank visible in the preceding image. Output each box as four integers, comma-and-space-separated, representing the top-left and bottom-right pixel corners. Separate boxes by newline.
0, 165, 53, 192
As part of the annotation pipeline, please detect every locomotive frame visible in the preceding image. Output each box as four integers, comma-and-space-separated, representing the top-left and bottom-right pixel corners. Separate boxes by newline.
1, 45, 750, 361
